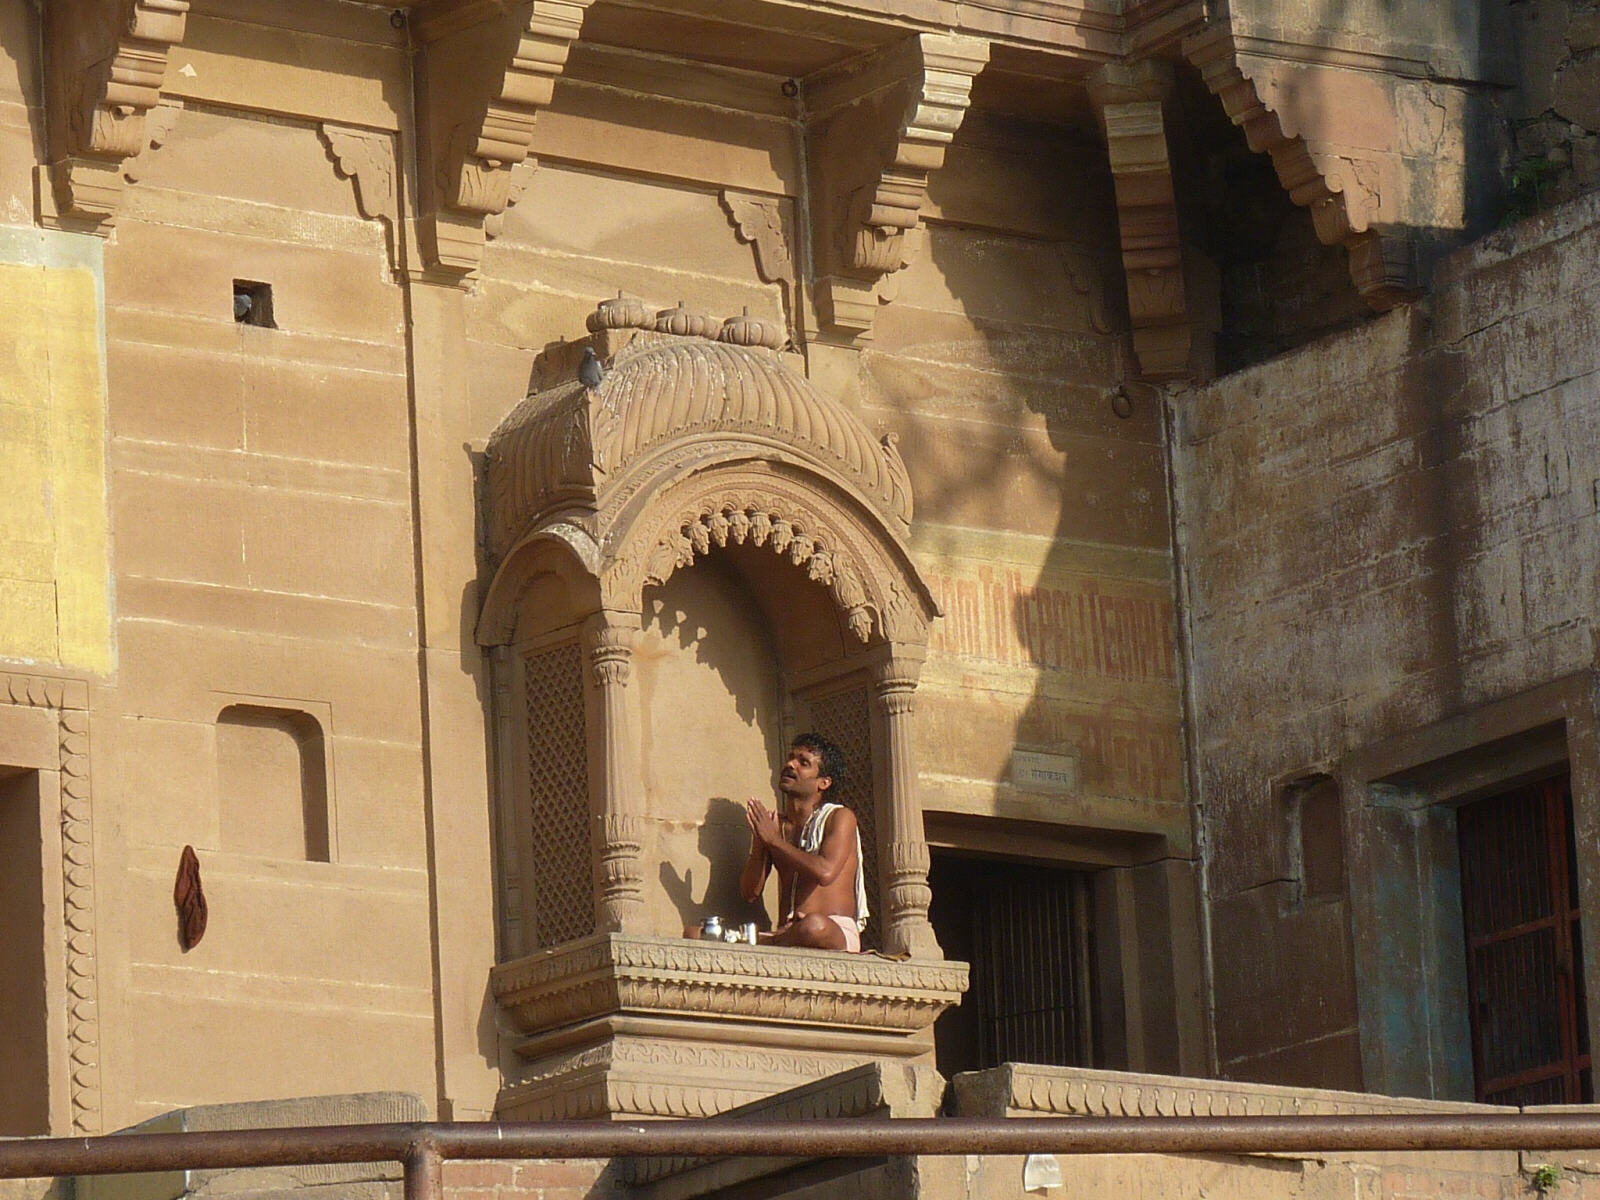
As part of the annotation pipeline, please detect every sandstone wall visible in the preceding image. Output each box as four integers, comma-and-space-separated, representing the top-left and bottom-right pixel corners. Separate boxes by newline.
1171, 191, 1600, 1089
463, 103, 1185, 878
0, 0, 1194, 1132
0, 6, 439, 1132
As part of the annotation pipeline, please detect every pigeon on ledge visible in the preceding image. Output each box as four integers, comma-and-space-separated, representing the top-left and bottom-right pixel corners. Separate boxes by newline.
578, 346, 605, 390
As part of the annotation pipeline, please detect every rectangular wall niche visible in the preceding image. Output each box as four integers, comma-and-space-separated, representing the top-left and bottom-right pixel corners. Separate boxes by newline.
217, 704, 330, 862
232, 280, 274, 328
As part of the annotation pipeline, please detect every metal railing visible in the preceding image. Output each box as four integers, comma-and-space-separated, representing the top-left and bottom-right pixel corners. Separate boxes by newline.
7, 1114, 1600, 1200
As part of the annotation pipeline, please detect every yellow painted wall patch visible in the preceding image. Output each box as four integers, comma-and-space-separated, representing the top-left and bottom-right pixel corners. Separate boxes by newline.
0, 261, 112, 674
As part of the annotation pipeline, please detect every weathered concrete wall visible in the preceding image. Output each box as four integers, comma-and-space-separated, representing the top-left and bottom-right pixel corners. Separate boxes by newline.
1172, 191, 1600, 1090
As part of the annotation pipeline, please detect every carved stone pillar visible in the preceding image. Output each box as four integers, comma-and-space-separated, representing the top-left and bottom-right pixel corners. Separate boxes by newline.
583, 610, 645, 933
872, 650, 942, 959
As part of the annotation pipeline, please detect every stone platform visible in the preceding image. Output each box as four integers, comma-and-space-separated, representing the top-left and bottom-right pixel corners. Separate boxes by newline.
489, 934, 968, 1120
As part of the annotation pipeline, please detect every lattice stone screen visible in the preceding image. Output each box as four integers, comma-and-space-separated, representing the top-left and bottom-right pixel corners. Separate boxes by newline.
523, 641, 593, 946
806, 686, 878, 950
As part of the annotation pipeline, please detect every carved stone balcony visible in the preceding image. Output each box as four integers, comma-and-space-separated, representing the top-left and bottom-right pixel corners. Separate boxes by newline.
489, 934, 968, 1120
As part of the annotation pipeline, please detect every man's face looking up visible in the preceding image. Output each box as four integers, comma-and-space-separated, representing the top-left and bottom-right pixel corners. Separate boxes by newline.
778, 744, 831, 805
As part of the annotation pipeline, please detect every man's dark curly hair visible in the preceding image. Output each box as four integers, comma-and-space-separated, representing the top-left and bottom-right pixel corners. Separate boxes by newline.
791, 731, 845, 793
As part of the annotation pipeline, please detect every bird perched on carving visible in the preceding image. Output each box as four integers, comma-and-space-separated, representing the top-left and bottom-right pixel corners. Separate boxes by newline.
578, 346, 605, 390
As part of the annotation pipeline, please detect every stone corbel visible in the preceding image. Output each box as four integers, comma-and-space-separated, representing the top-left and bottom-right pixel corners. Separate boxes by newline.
412, 0, 593, 280
720, 190, 798, 344
319, 124, 400, 276
42, 0, 190, 228
806, 33, 990, 338
1184, 27, 1418, 310
1088, 62, 1191, 381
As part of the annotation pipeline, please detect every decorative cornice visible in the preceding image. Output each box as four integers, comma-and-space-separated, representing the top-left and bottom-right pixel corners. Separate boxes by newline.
598, 470, 939, 646
497, 1037, 859, 1122
490, 934, 968, 1039
43, 0, 190, 228
808, 33, 990, 338
628, 495, 882, 645
1, 672, 89, 712
413, 0, 594, 279
1183, 26, 1418, 310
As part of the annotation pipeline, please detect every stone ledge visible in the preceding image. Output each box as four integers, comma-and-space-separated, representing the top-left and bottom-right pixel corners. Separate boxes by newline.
1436, 188, 1600, 283
952, 1062, 1505, 1118
491, 934, 968, 1038
76, 1094, 424, 1200
952, 1064, 1517, 1174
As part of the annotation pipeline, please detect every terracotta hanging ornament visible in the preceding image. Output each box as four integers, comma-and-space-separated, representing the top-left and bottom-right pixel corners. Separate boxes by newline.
174, 844, 208, 951
718, 306, 785, 350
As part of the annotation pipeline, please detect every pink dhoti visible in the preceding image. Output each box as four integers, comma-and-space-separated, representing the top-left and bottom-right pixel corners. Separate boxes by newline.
824, 913, 861, 953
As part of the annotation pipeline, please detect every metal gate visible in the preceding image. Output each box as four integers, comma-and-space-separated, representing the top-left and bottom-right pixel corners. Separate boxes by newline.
1458, 774, 1591, 1105
928, 854, 1094, 1073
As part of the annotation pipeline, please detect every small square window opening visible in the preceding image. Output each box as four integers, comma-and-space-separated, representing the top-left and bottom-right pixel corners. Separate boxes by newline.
233, 281, 275, 328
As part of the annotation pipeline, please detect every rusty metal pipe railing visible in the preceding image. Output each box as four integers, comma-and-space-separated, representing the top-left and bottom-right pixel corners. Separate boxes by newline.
9, 1115, 1600, 1199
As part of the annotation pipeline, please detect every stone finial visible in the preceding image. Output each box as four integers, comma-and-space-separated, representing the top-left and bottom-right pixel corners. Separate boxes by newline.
654, 301, 719, 338
586, 292, 654, 332
719, 307, 786, 350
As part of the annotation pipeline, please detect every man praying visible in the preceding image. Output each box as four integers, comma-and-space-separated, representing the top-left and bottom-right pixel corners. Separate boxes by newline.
740, 733, 868, 952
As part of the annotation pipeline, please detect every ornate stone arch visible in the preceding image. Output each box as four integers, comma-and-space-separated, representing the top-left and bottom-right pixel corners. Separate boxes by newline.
601, 463, 936, 648
479, 302, 944, 961
478, 522, 601, 647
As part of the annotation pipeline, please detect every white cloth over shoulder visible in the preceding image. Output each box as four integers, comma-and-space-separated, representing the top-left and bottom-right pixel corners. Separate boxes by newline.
797, 802, 869, 933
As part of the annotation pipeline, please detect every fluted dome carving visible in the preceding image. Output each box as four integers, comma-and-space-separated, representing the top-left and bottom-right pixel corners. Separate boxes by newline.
485, 332, 913, 561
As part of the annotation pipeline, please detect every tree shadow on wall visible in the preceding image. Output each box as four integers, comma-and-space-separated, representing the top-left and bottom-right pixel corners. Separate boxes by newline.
642, 562, 768, 727
899, 107, 1178, 838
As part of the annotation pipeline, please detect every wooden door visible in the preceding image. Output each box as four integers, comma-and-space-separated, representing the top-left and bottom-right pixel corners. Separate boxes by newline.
1458, 775, 1590, 1104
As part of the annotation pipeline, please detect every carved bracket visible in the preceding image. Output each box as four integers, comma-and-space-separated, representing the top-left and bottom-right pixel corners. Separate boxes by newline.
319, 124, 400, 276
806, 33, 990, 338
720, 190, 797, 344
413, 0, 594, 280
1183, 26, 1418, 310
1089, 62, 1191, 380
43, 0, 190, 227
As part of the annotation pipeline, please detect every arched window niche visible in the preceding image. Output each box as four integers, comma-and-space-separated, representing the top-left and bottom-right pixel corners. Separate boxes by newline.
476, 302, 968, 1120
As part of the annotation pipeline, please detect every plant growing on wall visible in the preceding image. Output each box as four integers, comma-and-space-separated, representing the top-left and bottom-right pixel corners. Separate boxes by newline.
1502, 157, 1562, 225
